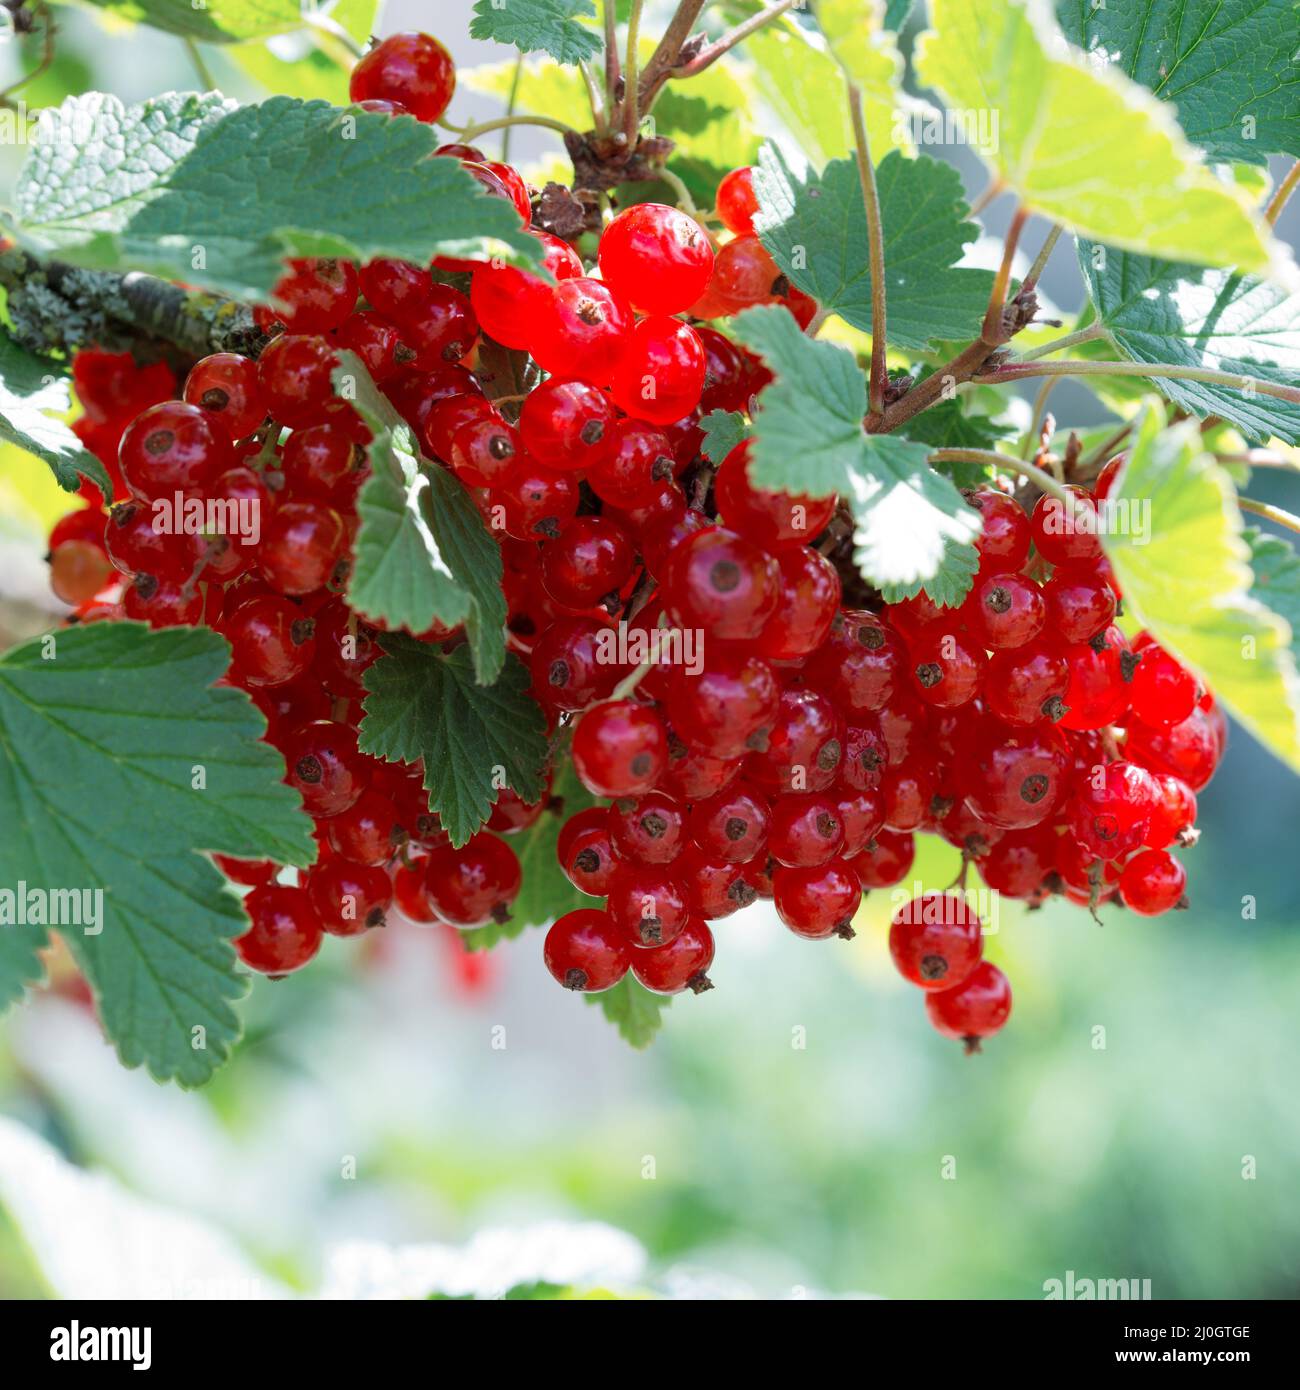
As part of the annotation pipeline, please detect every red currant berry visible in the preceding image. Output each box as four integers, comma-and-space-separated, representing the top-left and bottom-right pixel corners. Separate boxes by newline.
925, 961, 1012, 1049
334, 311, 405, 382
611, 316, 707, 425
665, 650, 780, 758
398, 284, 479, 370
607, 863, 689, 947
660, 736, 743, 802
1144, 774, 1197, 849
608, 791, 686, 866
281, 422, 367, 500
349, 31, 456, 124
422, 834, 522, 926
235, 885, 323, 975
711, 234, 782, 309
270, 258, 359, 334
714, 441, 836, 549
392, 859, 440, 923
1093, 451, 1127, 502
572, 700, 668, 797
716, 166, 759, 235
689, 784, 770, 864
47, 540, 111, 606
598, 203, 714, 315
910, 627, 986, 708
1119, 848, 1188, 915
305, 858, 391, 936
1124, 707, 1222, 791
959, 719, 1071, 829
544, 908, 630, 992
224, 594, 317, 687
310, 601, 378, 695
532, 276, 633, 384
1031, 485, 1101, 565
696, 326, 752, 412
470, 231, 584, 349
839, 719, 891, 793
323, 789, 404, 866
558, 806, 619, 896
183, 353, 266, 441
1057, 626, 1137, 731
967, 488, 1031, 574
976, 825, 1055, 899
1042, 565, 1116, 644
121, 574, 204, 627
745, 688, 844, 795
529, 616, 619, 711
103, 500, 203, 581
631, 918, 715, 994
774, 859, 861, 939
487, 786, 547, 835
495, 457, 580, 540
767, 792, 844, 868
835, 788, 886, 857
519, 377, 617, 472
541, 516, 634, 610
753, 547, 842, 662
281, 720, 367, 817
890, 892, 983, 990
963, 572, 1045, 649
119, 400, 231, 500
1128, 638, 1197, 728
850, 828, 915, 888
257, 334, 339, 426
675, 843, 758, 919
663, 524, 778, 641
258, 500, 348, 597
588, 419, 676, 508
1068, 759, 1158, 860
805, 610, 905, 714
984, 640, 1070, 726
360, 257, 434, 323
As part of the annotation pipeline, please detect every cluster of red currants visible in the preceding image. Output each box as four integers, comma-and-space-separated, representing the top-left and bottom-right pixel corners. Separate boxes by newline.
39, 31, 1222, 1048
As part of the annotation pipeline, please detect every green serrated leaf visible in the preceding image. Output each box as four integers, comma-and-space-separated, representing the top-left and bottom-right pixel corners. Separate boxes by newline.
753, 144, 995, 350
1104, 404, 1300, 772
470, 0, 602, 64
462, 754, 599, 951
584, 975, 672, 1049
914, 0, 1281, 274
0, 332, 111, 495
731, 305, 868, 496
746, 16, 909, 170
0, 622, 314, 1086
61, 0, 306, 43
338, 353, 507, 684
732, 305, 981, 600
1246, 527, 1300, 661
11, 94, 541, 301
1080, 243, 1300, 445
1056, 0, 1300, 165
698, 409, 749, 464
359, 638, 549, 849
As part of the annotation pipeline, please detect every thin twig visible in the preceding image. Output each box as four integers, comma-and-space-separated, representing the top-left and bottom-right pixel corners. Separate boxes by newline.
603, 0, 620, 113
501, 54, 524, 162
183, 37, 217, 91
657, 166, 698, 214
982, 205, 1028, 342
672, 0, 800, 77
847, 80, 888, 419
458, 113, 573, 142
975, 359, 1300, 406
637, 0, 708, 112
1021, 224, 1063, 292
1238, 496, 1300, 536
928, 449, 1074, 503
968, 177, 1004, 218
0, 2, 57, 108
1082, 423, 1134, 471
1265, 160, 1300, 226
1020, 376, 1061, 459
578, 60, 608, 136
623, 0, 644, 147
1016, 322, 1106, 362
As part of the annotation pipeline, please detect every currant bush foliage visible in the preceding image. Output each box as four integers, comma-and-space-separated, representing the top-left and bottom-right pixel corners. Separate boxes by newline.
0, 0, 1298, 1075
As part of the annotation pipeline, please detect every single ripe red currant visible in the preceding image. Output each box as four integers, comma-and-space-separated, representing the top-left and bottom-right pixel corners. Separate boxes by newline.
269, 258, 359, 334
664, 650, 779, 759
610, 316, 707, 425
1043, 565, 1116, 644
631, 918, 716, 994
223, 593, 317, 687
305, 858, 392, 936
663, 524, 779, 641
349, 31, 456, 124
716, 166, 759, 235
773, 859, 861, 939
470, 230, 585, 350
183, 353, 266, 441
558, 806, 620, 896
925, 961, 1012, 1050
890, 892, 983, 991
571, 700, 668, 798
258, 500, 348, 597
767, 792, 844, 868
422, 835, 522, 927
753, 546, 842, 662
544, 908, 630, 992
532, 277, 633, 384
540, 516, 635, 611
607, 863, 689, 947
119, 400, 231, 500
1119, 848, 1188, 915
608, 791, 686, 866
850, 828, 915, 888
1068, 759, 1158, 860
597, 202, 714, 315
962, 572, 1045, 649
968, 488, 1031, 574
714, 441, 836, 549
1128, 637, 1197, 728
519, 377, 617, 472
984, 640, 1070, 726
910, 627, 986, 708
689, 784, 770, 864
280, 720, 368, 817
959, 718, 1071, 830
235, 885, 323, 975
323, 789, 404, 866
1031, 485, 1101, 565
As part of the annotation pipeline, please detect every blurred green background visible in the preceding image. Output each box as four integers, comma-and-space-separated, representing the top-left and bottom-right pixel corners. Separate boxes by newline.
1, 1, 1297, 1300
